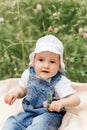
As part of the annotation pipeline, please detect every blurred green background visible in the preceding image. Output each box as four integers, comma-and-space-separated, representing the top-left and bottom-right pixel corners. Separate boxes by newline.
0, 0, 87, 82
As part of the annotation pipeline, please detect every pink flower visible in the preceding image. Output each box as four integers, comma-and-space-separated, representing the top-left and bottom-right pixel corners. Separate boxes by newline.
53, 27, 59, 33
48, 26, 53, 32
83, 33, 87, 38
36, 4, 42, 11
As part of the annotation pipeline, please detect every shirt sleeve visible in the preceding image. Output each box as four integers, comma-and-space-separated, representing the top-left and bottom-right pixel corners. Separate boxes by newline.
55, 75, 76, 99
19, 68, 29, 88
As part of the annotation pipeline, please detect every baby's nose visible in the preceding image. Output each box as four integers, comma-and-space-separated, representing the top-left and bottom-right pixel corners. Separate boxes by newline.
44, 62, 49, 68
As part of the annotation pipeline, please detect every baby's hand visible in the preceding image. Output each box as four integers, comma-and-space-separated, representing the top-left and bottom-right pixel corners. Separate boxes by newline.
4, 89, 18, 105
48, 100, 63, 112
43, 100, 64, 112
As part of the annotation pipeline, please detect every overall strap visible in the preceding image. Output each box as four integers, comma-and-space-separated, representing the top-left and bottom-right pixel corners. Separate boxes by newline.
29, 66, 36, 75
51, 71, 62, 86
28, 66, 36, 80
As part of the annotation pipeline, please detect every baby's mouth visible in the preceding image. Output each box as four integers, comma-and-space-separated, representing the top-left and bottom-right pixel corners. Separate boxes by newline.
42, 70, 49, 73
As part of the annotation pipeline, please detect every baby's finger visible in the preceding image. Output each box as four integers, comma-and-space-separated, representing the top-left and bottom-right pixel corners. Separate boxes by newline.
10, 96, 17, 105
43, 101, 48, 107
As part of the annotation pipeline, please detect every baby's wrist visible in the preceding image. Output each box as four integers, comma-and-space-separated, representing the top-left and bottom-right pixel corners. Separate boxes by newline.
59, 99, 66, 109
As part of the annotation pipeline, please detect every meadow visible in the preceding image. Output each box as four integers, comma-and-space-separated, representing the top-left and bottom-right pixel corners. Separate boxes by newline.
0, 0, 87, 82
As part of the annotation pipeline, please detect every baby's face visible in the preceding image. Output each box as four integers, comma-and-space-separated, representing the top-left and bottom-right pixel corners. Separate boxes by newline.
34, 51, 60, 80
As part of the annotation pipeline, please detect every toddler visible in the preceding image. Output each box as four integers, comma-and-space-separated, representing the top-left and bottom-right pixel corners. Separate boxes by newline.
2, 35, 80, 130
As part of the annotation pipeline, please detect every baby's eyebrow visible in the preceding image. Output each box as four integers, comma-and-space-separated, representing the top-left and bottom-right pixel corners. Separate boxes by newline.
50, 59, 56, 60
50, 58, 58, 61
38, 57, 44, 59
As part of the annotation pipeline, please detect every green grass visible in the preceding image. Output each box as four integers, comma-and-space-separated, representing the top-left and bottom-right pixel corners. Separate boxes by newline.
0, 0, 87, 82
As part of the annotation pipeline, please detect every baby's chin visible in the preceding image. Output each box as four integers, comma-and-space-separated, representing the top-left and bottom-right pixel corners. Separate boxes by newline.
39, 76, 51, 81
36, 73, 52, 80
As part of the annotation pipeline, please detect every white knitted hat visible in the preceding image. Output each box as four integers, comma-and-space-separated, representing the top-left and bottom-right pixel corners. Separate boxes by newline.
29, 35, 65, 73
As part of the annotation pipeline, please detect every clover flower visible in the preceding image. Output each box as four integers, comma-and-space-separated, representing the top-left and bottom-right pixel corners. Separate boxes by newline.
36, 4, 42, 11
78, 27, 87, 38
83, 33, 87, 38
78, 28, 84, 35
0, 17, 4, 22
48, 26, 59, 33
48, 26, 53, 32
53, 27, 59, 33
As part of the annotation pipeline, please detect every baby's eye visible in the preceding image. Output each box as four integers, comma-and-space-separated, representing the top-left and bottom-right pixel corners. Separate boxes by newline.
50, 61, 55, 63
38, 59, 44, 62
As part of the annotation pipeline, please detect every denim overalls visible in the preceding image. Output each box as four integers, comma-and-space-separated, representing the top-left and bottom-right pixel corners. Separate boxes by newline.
2, 66, 65, 130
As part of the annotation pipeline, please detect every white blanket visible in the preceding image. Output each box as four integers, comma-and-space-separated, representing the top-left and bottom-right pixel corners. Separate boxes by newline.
0, 78, 87, 130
